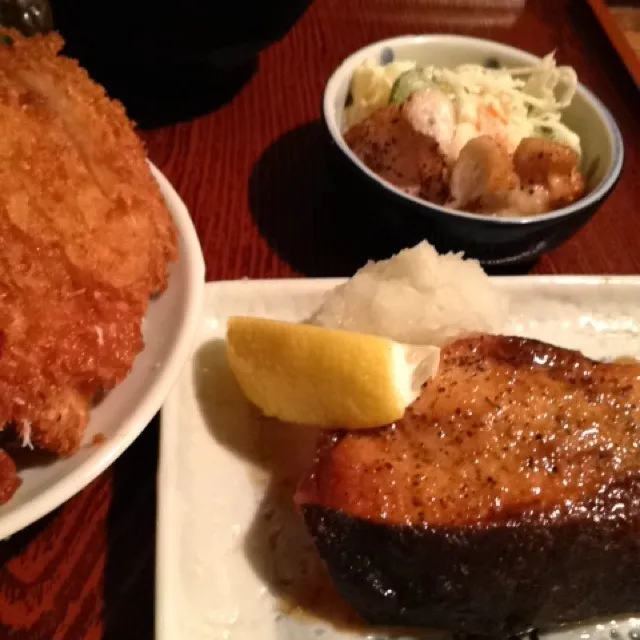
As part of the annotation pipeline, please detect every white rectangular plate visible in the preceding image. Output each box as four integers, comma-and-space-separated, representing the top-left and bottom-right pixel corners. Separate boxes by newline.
156, 277, 640, 640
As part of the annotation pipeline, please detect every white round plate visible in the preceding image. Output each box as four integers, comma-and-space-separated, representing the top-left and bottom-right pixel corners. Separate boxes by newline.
0, 162, 205, 540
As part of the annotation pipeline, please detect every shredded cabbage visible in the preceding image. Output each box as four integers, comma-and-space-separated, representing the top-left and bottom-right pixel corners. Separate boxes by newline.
344, 52, 581, 158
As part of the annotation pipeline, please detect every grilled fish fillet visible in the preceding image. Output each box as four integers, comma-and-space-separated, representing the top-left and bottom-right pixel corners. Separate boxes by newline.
296, 335, 640, 636
0, 29, 177, 501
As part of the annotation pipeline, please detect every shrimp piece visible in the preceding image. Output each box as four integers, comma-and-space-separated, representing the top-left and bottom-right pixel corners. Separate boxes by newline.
513, 137, 585, 207
449, 135, 518, 209
401, 88, 456, 160
504, 185, 550, 216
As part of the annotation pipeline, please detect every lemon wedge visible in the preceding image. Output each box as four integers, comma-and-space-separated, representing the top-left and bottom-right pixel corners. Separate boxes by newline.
226, 316, 440, 429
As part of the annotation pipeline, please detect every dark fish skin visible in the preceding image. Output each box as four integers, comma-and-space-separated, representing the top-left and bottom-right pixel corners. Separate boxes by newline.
295, 335, 640, 637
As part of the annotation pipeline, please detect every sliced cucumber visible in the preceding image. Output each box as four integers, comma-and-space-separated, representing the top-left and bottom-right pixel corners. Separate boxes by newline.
389, 69, 433, 104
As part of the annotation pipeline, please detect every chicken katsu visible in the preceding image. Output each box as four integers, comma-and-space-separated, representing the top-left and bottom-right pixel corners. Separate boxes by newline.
296, 335, 640, 636
0, 29, 177, 503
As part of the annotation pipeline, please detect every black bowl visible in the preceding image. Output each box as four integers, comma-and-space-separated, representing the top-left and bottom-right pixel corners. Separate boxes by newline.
47, 0, 313, 127
323, 36, 624, 266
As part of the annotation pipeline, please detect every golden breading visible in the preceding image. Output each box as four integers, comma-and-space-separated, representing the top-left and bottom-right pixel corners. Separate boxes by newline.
0, 29, 177, 493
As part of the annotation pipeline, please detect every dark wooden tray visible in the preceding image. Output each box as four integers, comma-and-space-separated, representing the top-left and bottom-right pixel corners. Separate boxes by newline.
590, 0, 640, 85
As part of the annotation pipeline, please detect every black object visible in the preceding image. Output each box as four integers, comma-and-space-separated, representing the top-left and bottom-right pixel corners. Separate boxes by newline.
301, 479, 640, 638
0, 0, 52, 35
48, 0, 312, 127
51, 0, 310, 66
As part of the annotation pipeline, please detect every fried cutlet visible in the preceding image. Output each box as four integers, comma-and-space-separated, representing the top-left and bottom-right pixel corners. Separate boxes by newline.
0, 29, 177, 501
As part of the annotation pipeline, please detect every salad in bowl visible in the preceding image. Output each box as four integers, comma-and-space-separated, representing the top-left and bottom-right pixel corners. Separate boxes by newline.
343, 52, 586, 217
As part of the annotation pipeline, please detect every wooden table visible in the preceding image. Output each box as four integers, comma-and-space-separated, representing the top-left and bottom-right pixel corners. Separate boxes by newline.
1, 0, 639, 637
611, 4, 640, 58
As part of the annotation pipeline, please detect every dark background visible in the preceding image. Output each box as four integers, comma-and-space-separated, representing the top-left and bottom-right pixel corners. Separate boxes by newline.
50, 0, 314, 127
